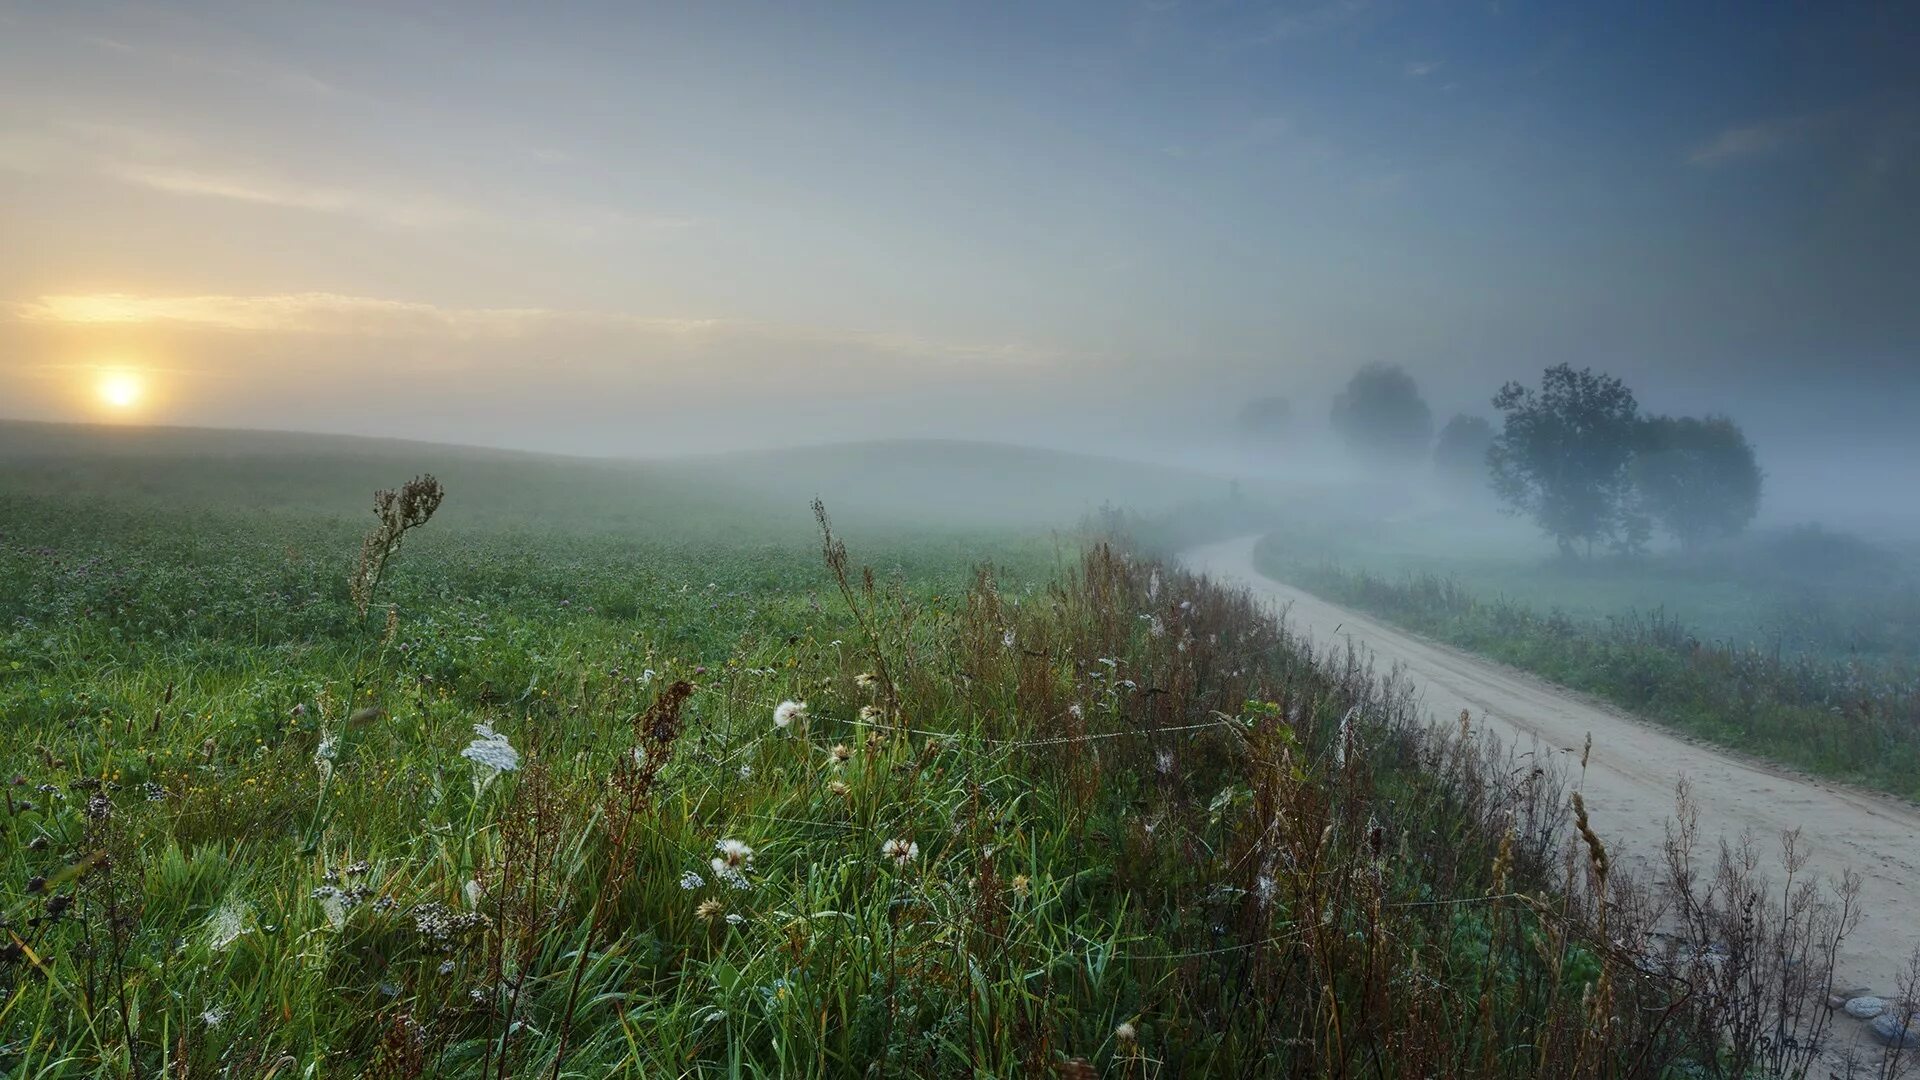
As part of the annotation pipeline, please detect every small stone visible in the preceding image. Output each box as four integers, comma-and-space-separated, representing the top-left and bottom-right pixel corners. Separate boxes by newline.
1871, 1011, 1920, 1048
1844, 996, 1886, 1020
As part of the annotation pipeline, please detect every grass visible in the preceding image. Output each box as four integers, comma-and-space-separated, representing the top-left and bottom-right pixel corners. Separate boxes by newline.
0, 425, 1870, 1076
1253, 530, 1920, 802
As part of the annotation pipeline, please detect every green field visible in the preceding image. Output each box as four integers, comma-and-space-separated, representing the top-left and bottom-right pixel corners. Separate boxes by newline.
1252, 500, 1920, 798
0, 424, 1842, 1076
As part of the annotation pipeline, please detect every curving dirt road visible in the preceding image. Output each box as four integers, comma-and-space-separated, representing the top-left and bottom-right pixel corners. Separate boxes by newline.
1185, 535, 1920, 1001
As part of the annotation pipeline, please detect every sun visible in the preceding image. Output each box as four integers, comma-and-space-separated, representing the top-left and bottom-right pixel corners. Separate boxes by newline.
96, 371, 146, 412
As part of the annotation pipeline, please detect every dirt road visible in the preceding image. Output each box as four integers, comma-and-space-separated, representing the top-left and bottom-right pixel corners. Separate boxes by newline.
1184, 535, 1920, 1000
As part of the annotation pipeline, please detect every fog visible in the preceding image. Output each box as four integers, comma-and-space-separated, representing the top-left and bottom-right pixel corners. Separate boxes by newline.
3, 2, 1917, 540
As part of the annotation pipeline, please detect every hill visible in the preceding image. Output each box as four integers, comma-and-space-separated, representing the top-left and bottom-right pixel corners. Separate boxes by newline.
0, 420, 1220, 535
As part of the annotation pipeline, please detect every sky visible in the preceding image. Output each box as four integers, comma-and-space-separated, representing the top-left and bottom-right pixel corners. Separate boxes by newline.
2, 1, 1916, 479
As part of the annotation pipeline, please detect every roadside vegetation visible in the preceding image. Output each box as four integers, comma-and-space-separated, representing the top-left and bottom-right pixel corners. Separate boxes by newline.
1255, 534, 1920, 801
0, 431, 1878, 1076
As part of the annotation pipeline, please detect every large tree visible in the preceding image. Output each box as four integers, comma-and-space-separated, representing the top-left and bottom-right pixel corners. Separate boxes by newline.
1632, 415, 1763, 549
1329, 363, 1433, 469
1432, 413, 1495, 490
1488, 365, 1641, 558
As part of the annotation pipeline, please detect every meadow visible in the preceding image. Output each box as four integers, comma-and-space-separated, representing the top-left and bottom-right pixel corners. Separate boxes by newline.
1250, 504, 1920, 800
0, 425, 1870, 1076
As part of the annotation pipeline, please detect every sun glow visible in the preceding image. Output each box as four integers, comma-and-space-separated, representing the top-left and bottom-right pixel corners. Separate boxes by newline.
96, 371, 146, 412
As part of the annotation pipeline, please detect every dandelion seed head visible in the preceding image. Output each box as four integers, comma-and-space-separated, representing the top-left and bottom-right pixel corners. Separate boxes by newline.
1115, 1021, 1137, 1043
773, 700, 807, 729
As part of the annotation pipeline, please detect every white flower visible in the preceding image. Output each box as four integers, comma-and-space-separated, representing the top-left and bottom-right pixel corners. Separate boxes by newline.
858, 704, 882, 723
773, 700, 807, 729
678, 870, 705, 890
1115, 1020, 1137, 1043
881, 838, 919, 867
462, 724, 520, 773
711, 863, 753, 890
854, 673, 878, 691
314, 731, 338, 783
1067, 703, 1084, 720
715, 839, 754, 868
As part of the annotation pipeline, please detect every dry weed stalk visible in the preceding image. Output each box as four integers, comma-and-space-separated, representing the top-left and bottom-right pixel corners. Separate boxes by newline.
349, 474, 445, 623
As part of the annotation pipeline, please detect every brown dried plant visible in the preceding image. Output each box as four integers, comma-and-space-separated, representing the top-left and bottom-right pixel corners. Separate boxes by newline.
349, 474, 445, 623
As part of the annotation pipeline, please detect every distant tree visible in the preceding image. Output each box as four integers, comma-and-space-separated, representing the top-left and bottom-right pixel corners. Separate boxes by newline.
1235, 395, 1293, 449
1329, 363, 1433, 468
1432, 414, 1495, 489
1632, 415, 1762, 549
1488, 365, 1641, 558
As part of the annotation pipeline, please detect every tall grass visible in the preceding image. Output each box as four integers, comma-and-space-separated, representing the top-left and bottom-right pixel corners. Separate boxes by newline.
1256, 538, 1920, 801
0, 488, 1872, 1075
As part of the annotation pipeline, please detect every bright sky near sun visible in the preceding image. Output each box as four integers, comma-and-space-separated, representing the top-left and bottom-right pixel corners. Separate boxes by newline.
1, 2, 1916, 455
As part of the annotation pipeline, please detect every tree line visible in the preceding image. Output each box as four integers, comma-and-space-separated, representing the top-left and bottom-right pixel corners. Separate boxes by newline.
1238, 362, 1764, 558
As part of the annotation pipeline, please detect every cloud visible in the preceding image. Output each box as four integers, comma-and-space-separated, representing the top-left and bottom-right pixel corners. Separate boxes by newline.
1404, 60, 1441, 77
1687, 119, 1801, 166
108, 164, 473, 228
8, 292, 1069, 367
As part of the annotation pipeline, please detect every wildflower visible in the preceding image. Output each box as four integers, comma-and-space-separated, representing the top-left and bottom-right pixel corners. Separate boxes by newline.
828, 743, 853, 766
881, 838, 919, 867
858, 704, 882, 723
828, 779, 851, 797
1066, 703, 1083, 720
461, 724, 519, 774
725, 912, 746, 926
1011, 874, 1031, 898
695, 898, 725, 923
1115, 1021, 1137, 1044
1155, 749, 1175, 775
773, 700, 807, 729
201, 1006, 229, 1028
738, 765, 753, 780
714, 839, 754, 868
854, 672, 877, 692
678, 870, 705, 890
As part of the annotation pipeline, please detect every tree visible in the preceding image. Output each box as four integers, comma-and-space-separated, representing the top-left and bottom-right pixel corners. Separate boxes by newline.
1329, 363, 1433, 468
1632, 415, 1762, 549
1432, 414, 1495, 490
1235, 395, 1293, 449
1488, 365, 1640, 558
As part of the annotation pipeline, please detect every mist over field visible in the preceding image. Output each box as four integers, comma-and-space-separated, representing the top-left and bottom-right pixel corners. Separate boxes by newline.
5, 3, 1920, 1076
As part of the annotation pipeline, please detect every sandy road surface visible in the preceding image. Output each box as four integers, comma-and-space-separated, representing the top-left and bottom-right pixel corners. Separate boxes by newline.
1184, 535, 1920, 1001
